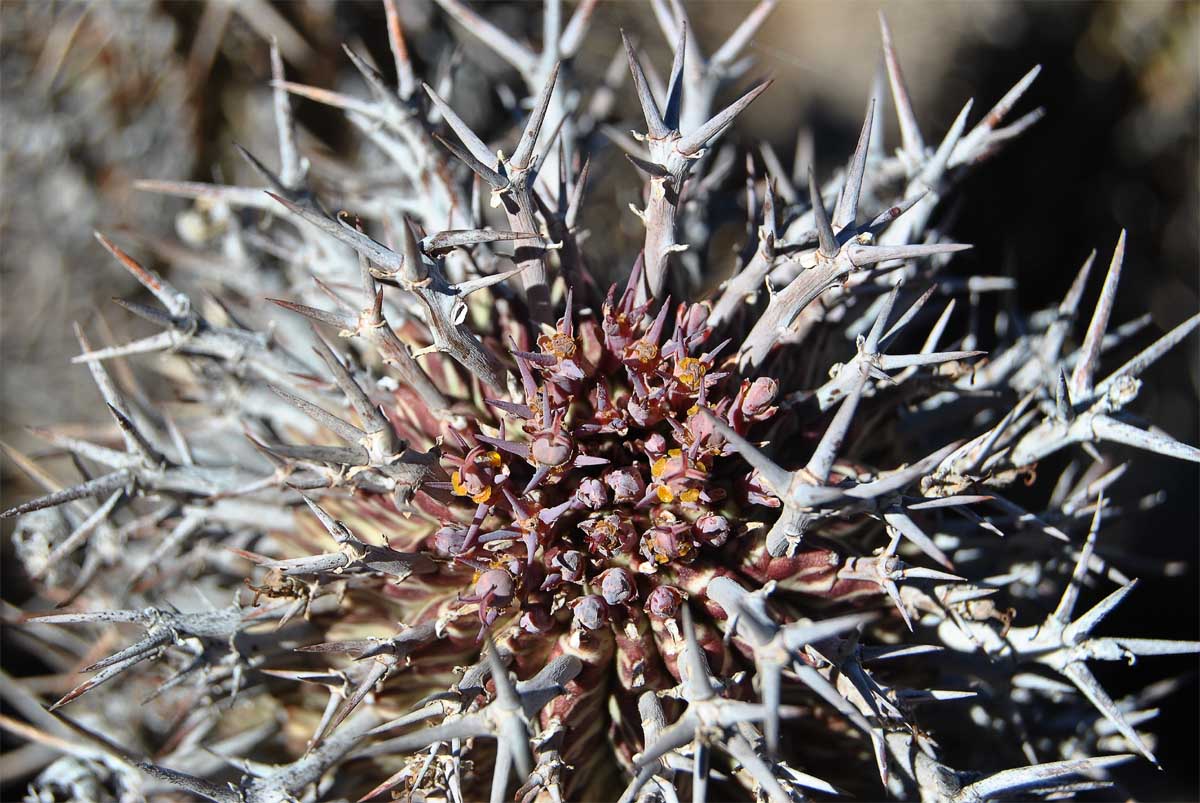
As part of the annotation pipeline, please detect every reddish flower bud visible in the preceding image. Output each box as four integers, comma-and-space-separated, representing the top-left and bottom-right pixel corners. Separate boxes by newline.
531, 431, 573, 467
598, 567, 638, 607
741, 377, 779, 418
605, 467, 646, 503
625, 395, 653, 427
575, 477, 608, 509
680, 302, 710, 340
570, 595, 610, 631
551, 550, 587, 583
694, 513, 731, 547
433, 526, 467, 556
647, 585, 686, 619
473, 569, 513, 603
467, 568, 515, 626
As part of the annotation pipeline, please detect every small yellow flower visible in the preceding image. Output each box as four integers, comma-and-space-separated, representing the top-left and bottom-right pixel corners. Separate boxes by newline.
476, 450, 503, 468
675, 357, 706, 390
651, 456, 669, 479
626, 339, 658, 363
539, 332, 577, 359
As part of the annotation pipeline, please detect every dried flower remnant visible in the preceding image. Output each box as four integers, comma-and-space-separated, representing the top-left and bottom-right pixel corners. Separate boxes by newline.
3, 3, 1198, 803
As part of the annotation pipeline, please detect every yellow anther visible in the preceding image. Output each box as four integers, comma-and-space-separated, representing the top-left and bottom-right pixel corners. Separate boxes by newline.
675, 357, 706, 390
627, 339, 658, 363
651, 456, 669, 479
538, 332, 577, 359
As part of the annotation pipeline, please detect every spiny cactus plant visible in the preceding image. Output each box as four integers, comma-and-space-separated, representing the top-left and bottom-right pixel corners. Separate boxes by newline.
4, 2, 1198, 802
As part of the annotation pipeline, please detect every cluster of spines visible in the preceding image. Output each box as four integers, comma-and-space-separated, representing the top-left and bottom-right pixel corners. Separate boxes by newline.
3, 2, 1198, 803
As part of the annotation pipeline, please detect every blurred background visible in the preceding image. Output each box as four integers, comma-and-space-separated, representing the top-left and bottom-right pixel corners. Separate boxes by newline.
1, 1, 1196, 798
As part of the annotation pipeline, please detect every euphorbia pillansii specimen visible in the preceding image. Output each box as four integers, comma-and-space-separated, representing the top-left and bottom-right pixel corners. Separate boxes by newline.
5, 2, 1199, 802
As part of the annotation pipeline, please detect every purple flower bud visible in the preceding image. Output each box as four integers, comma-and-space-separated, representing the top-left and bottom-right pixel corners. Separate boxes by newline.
647, 585, 685, 619
433, 526, 466, 556
552, 550, 587, 583
531, 432, 573, 467
605, 467, 646, 503
598, 567, 637, 606
570, 595, 610, 631
741, 377, 779, 418
575, 477, 608, 509
473, 569, 513, 603
681, 302, 710, 339
643, 433, 668, 457
625, 396, 649, 427
694, 513, 731, 547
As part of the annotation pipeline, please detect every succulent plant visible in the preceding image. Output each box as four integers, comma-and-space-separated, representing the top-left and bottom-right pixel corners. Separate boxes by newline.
4, 2, 1198, 802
